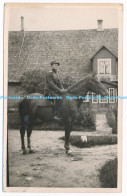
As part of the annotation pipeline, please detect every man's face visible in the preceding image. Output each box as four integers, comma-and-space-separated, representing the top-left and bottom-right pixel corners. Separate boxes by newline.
52, 64, 59, 71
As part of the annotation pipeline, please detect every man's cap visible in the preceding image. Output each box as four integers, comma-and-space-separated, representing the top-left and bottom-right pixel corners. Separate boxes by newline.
51, 61, 60, 67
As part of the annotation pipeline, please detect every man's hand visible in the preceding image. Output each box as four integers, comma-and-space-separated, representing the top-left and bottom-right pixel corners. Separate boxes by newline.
60, 89, 67, 94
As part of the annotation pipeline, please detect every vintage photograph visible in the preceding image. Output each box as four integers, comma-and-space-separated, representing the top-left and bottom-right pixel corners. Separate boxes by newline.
3, 3, 122, 192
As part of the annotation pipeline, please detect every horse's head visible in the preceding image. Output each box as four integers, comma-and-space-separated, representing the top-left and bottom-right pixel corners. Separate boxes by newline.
86, 74, 108, 96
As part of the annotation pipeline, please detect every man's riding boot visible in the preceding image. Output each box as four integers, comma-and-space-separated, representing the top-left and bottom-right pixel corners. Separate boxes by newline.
53, 104, 61, 121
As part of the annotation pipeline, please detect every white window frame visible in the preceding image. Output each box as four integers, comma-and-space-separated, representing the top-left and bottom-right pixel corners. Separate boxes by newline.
109, 88, 115, 103
98, 59, 111, 75
92, 92, 98, 103
116, 90, 117, 103
99, 96, 108, 103
99, 97, 108, 103
83, 92, 89, 102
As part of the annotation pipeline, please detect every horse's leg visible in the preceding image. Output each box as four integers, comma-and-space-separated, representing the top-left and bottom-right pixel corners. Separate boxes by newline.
27, 123, 33, 153
64, 119, 72, 155
20, 124, 26, 154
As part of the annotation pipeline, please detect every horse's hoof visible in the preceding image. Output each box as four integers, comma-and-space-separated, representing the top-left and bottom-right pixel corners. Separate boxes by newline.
66, 150, 73, 156
68, 150, 72, 156
29, 149, 34, 153
66, 150, 68, 154
23, 150, 27, 155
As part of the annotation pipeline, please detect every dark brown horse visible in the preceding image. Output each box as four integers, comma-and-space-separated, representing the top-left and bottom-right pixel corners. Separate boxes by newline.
19, 74, 108, 155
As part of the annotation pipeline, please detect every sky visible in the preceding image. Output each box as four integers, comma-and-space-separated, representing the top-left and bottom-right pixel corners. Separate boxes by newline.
6, 4, 120, 31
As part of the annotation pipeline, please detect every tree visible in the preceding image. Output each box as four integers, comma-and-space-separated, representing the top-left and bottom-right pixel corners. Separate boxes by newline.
19, 69, 46, 95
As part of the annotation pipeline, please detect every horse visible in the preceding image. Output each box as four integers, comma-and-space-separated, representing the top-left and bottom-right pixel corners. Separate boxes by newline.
19, 74, 108, 155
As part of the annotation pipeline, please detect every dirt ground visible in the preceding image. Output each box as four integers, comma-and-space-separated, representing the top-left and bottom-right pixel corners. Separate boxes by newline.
8, 114, 117, 188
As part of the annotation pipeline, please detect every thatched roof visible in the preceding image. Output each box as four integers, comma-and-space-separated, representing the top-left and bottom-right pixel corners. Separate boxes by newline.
8, 28, 118, 82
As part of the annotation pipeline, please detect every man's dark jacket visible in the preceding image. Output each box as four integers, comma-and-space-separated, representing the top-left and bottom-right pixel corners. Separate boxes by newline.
44, 71, 63, 96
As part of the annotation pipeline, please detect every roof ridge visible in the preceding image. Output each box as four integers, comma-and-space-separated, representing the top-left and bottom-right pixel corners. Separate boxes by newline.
9, 28, 118, 33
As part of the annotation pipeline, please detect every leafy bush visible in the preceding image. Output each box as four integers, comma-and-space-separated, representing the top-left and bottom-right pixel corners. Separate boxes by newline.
19, 69, 46, 94
8, 109, 20, 129
106, 107, 117, 134
99, 158, 117, 188
112, 106, 118, 123
76, 107, 96, 130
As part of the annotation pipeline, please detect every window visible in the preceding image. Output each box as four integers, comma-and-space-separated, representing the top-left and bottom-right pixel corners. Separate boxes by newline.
92, 93, 98, 103
92, 93, 108, 103
99, 96, 108, 103
98, 59, 111, 75
109, 88, 115, 103
83, 92, 89, 102
83, 96, 89, 102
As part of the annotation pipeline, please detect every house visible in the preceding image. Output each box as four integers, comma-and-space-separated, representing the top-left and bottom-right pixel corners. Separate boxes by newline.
89, 45, 118, 109
8, 17, 118, 109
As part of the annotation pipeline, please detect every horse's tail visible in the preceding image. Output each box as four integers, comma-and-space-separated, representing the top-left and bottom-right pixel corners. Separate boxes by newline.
18, 98, 25, 123
18, 97, 30, 123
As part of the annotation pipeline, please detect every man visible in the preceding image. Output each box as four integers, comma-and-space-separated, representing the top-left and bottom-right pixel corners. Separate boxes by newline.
44, 61, 65, 119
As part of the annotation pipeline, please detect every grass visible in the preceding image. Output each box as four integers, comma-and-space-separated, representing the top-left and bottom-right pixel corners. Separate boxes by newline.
98, 158, 118, 188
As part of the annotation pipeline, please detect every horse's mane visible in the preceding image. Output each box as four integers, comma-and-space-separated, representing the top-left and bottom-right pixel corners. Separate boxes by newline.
66, 75, 91, 94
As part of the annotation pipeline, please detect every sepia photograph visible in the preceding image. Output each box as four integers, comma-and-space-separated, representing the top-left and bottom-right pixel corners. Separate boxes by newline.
3, 3, 122, 192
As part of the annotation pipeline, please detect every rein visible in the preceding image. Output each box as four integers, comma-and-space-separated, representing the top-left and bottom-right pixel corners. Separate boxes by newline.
65, 76, 90, 95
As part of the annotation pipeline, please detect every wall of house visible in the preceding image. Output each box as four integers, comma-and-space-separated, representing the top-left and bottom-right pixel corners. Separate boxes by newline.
90, 82, 118, 110
92, 48, 117, 75
8, 83, 21, 108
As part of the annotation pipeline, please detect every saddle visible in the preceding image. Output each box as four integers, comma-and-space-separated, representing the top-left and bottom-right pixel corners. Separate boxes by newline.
35, 99, 60, 120
31, 98, 54, 108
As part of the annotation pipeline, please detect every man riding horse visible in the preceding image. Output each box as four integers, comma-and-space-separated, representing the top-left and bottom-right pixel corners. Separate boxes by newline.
44, 61, 66, 120
19, 70, 108, 155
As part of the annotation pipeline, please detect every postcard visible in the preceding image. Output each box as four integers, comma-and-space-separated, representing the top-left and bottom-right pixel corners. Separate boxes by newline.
3, 3, 123, 192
